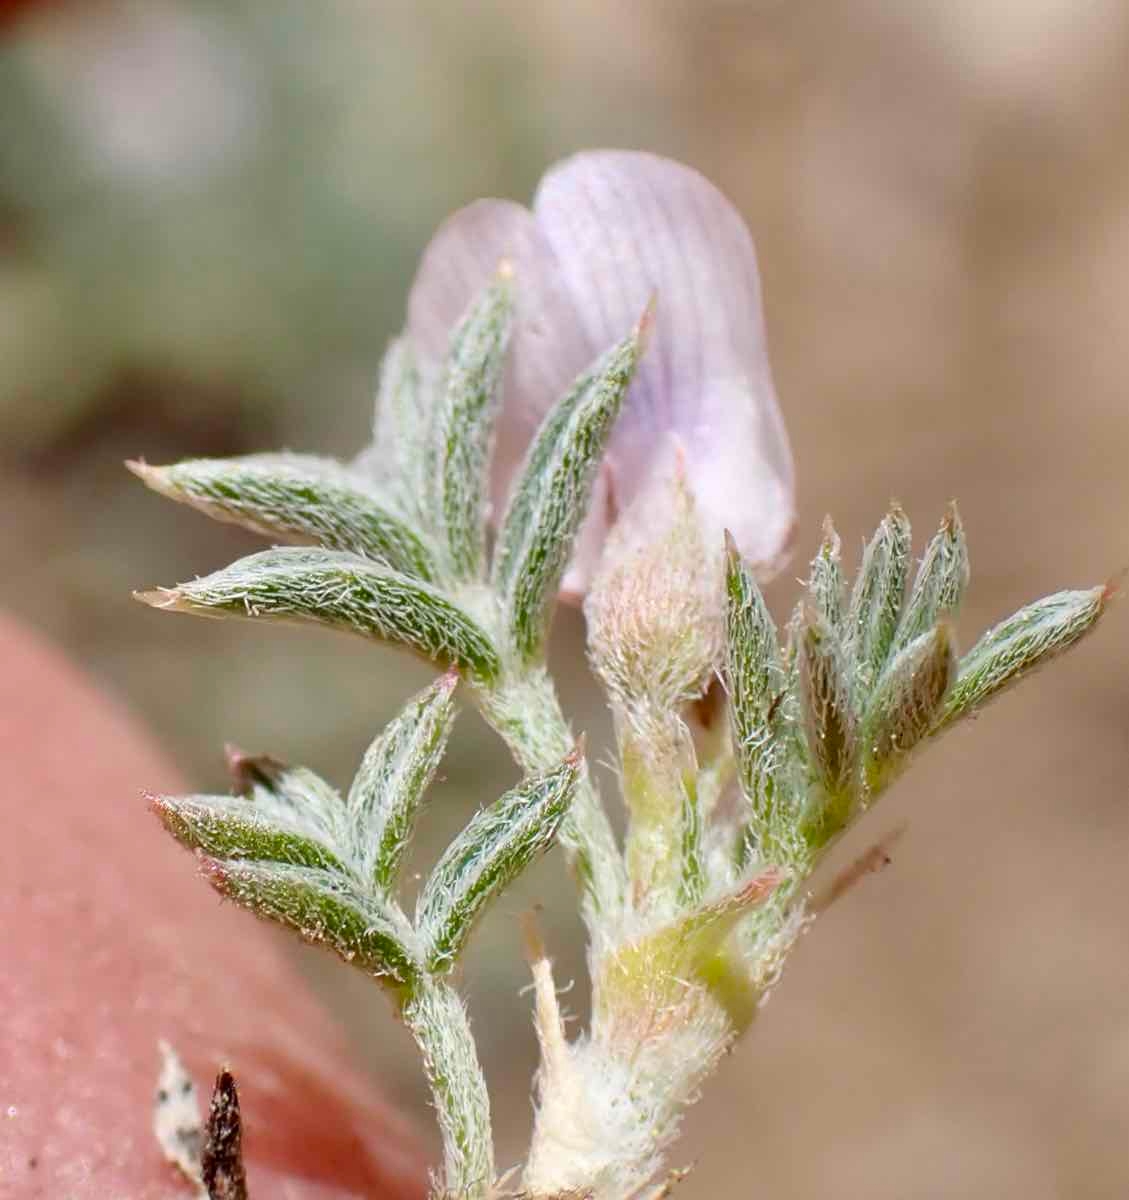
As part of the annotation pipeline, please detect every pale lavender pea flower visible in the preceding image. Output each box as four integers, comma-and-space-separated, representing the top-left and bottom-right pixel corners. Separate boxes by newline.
406, 149, 796, 598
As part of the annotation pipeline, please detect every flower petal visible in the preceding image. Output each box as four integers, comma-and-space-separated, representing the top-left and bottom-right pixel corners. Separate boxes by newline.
684, 379, 796, 577
532, 150, 795, 573
405, 198, 592, 519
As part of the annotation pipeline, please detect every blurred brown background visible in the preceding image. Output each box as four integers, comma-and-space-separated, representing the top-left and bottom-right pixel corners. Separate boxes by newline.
1, 1, 1126, 1196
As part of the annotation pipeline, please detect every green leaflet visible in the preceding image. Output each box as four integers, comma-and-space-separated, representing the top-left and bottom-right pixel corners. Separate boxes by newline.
138, 546, 501, 681
808, 517, 845, 632
128, 455, 439, 581
939, 586, 1108, 728
347, 670, 459, 890
724, 537, 787, 827
151, 793, 344, 872
861, 623, 955, 795
356, 337, 432, 524
432, 275, 513, 580
491, 329, 643, 662
847, 504, 912, 691
416, 751, 580, 972
798, 610, 858, 844
202, 858, 421, 989
894, 503, 969, 653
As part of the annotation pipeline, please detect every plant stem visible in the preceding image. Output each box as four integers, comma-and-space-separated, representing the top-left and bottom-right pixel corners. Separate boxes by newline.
402, 980, 494, 1198
476, 666, 625, 938
615, 700, 699, 917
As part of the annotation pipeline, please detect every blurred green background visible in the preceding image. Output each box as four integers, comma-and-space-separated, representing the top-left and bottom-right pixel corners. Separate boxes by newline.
2, 1, 1127, 1195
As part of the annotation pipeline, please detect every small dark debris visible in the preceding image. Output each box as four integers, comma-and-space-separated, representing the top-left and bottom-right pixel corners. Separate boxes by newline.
202, 1068, 249, 1200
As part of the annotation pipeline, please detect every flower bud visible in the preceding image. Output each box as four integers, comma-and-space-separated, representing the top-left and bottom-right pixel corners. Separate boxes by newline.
584, 441, 723, 711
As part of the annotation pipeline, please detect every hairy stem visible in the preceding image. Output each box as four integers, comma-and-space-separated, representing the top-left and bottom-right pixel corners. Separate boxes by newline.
476, 667, 626, 939
616, 700, 699, 917
402, 981, 494, 1198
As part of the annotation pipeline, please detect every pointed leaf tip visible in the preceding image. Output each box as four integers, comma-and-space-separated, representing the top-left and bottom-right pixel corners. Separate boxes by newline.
126, 459, 186, 506
133, 587, 182, 610
635, 292, 658, 353
1101, 572, 1125, 605
124, 457, 153, 481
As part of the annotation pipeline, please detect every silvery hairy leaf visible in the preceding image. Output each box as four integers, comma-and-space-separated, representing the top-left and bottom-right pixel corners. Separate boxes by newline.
137, 546, 501, 681
893, 503, 969, 653
492, 325, 644, 662
431, 273, 513, 581
798, 609, 858, 842
202, 858, 421, 989
128, 454, 439, 581
847, 504, 912, 690
354, 337, 432, 523
150, 792, 344, 872
725, 535, 787, 825
861, 623, 956, 794
416, 749, 580, 972
347, 670, 459, 891
808, 517, 844, 632
939, 586, 1109, 728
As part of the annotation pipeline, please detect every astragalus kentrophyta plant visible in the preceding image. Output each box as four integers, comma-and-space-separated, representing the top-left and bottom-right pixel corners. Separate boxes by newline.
131, 151, 1110, 1200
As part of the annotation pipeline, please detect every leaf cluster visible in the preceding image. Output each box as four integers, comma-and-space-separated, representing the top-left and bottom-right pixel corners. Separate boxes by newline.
152, 672, 580, 1001
133, 277, 647, 679
725, 504, 1108, 867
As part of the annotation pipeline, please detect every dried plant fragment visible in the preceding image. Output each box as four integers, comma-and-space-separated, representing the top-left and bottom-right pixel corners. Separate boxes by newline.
154, 1041, 205, 1193
202, 1069, 249, 1200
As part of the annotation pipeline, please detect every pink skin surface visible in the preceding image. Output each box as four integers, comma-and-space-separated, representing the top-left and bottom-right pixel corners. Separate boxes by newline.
0, 614, 427, 1199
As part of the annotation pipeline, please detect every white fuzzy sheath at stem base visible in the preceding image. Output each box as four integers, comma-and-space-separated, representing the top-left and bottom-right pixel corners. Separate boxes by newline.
522, 950, 732, 1200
